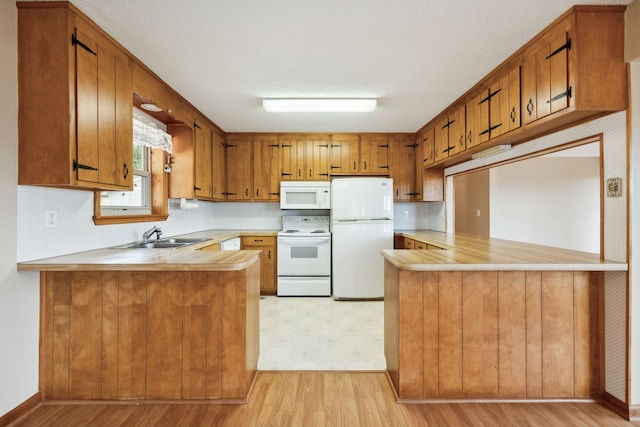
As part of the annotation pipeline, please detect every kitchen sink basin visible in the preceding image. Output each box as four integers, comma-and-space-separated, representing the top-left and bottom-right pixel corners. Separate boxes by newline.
116, 237, 210, 249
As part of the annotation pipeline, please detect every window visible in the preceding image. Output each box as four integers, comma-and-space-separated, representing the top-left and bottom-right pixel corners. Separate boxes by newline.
93, 108, 171, 225
100, 144, 152, 215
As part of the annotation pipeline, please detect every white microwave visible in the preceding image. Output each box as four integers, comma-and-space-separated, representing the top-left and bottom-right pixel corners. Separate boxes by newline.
280, 181, 331, 209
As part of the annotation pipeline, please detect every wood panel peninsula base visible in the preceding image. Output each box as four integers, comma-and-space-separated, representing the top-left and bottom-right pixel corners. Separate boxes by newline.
19, 249, 261, 403
383, 232, 627, 402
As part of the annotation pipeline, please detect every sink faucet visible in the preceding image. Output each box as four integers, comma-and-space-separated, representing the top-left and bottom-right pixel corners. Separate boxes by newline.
142, 226, 162, 242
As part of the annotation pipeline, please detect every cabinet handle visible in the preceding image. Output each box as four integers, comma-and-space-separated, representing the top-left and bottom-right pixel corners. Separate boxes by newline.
268, 250, 272, 259
213, 186, 217, 195
245, 188, 249, 197
526, 98, 534, 116
467, 131, 472, 144
363, 161, 367, 170
309, 169, 312, 177
123, 162, 129, 179
298, 169, 301, 177
396, 189, 399, 197
353, 161, 356, 170
194, 186, 202, 191
459, 136, 463, 147
256, 188, 260, 197
510, 106, 517, 123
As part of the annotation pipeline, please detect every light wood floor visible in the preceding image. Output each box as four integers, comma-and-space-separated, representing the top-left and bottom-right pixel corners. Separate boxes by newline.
11, 372, 640, 427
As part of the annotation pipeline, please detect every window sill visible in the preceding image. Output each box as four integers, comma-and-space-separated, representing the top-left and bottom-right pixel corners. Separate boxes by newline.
93, 213, 169, 226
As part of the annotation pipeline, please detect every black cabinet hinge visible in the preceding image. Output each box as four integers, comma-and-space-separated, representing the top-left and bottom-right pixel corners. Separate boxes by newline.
73, 160, 98, 171
547, 87, 572, 103
71, 33, 96, 56
546, 39, 571, 60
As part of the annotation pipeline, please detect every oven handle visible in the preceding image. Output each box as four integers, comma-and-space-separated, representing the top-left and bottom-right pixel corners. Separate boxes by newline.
278, 237, 331, 245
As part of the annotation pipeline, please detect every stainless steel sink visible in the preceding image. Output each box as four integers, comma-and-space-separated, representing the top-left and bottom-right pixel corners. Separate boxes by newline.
116, 237, 210, 249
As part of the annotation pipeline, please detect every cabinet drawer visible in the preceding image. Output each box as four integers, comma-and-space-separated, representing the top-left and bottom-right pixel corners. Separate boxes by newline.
427, 244, 444, 250
403, 238, 415, 249
414, 241, 427, 250
242, 236, 276, 246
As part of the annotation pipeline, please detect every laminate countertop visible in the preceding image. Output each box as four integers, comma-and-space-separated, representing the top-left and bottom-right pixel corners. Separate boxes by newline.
17, 229, 279, 272
389, 230, 628, 272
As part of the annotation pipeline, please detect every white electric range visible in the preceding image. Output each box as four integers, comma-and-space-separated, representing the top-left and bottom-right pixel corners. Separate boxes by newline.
277, 216, 331, 296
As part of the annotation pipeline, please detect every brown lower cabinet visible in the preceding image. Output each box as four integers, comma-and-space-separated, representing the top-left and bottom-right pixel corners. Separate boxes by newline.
384, 262, 601, 400
40, 266, 259, 401
242, 236, 277, 295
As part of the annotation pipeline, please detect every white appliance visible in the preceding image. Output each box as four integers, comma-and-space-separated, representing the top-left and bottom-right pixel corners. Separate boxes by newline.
277, 216, 331, 296
331, 178, 394, 299
280, 181, 331, 210
219, 237, 240, 250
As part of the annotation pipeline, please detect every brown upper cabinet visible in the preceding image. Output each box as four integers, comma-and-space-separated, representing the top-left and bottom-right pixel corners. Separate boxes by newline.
18, 3, 133, 190
225, 134, 253, 200
422, 5, 626, 168
389, 135, 417, 201
252, 135, 281, 200
329, 134, 360, 174
307, 135, 331, 181
467, 67, 521, 148
434, 105, 466, 163
169, 118, 225, 202
359, 135, 390, 174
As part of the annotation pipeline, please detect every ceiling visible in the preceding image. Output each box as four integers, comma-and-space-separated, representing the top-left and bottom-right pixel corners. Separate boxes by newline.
63, 0, 632, 133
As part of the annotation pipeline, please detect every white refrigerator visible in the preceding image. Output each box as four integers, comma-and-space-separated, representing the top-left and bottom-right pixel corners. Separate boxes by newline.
330, 177, 394, 299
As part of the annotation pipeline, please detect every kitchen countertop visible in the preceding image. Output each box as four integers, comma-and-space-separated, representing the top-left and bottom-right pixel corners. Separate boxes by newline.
388, 230, 628, 271
17, 229, 279, 272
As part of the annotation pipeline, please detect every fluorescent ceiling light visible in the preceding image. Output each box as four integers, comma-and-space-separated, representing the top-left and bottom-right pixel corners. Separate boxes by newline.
471, 144, 512, 159
262, 98, 377, 113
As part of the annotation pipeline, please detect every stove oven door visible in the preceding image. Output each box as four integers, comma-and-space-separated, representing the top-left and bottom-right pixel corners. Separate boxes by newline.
277, 235, 331, 276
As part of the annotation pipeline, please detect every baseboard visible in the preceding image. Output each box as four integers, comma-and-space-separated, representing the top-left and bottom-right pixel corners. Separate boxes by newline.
602, 391, 630, 420
629, 403, 640, 422
0, 392, 42, 427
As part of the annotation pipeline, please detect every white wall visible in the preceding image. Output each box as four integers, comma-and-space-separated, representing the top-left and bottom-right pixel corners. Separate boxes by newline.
0, 2, 41, 415
489, 156, 600, 253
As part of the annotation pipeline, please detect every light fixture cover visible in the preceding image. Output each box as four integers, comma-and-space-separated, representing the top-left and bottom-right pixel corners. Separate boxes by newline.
262, 98, 377, 113
471, 144, 512, 159
140, 103, 163, 112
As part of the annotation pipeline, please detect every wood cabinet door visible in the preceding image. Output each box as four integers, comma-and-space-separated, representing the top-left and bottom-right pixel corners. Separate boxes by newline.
211, 131, 226, 200
548, 32, 570, 114
330, 135, 359, 173
75, 24, 100, 184
521, 53, 538, 125
225, 135, 252, 200
193, 119, 213, 199
309, 135, 330, 181
522, 30, 570, 126
389, 135, 415, 201
242, 236, 277, 294
447, 106, 466, 156
360, 135, 389, 174
75, 22, 133, 189
253, 135, 280, 200
507, 66, 521, 132
280, 135, 305, 181
421, 127, 435, 167
434, 118, 450, 163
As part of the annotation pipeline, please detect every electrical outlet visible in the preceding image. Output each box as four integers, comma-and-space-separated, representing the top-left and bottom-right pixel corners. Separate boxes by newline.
403, 211, 409, 219
45, 210, 58, 228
